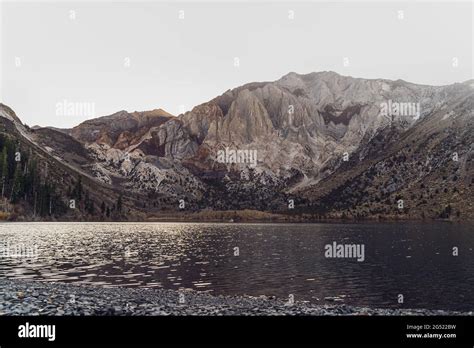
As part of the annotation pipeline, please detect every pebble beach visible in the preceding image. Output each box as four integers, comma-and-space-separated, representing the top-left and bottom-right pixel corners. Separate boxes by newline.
0, 279, 470, 316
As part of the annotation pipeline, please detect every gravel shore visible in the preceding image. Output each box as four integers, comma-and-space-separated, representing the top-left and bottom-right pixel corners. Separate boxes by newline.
0, 279, 471, 316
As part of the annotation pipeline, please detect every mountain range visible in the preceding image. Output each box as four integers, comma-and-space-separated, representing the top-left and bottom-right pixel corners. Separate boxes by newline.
1, 71, 473, 221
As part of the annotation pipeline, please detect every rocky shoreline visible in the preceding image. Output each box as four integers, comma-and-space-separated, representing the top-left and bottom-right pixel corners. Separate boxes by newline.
0, 279, 470, 316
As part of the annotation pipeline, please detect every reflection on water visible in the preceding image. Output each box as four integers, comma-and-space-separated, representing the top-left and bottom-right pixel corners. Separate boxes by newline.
0, 222, 473, 311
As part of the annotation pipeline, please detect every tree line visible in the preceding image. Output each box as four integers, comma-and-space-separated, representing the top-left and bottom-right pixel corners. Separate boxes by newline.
0, 134, 124, 220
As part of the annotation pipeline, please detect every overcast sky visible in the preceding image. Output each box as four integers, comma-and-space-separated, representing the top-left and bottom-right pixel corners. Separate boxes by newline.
1, 1, 472, 128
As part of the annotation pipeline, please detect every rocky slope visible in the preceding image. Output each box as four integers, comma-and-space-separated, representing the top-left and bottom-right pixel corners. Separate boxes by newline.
1, 72, 473, 220
0, 104, 145, 221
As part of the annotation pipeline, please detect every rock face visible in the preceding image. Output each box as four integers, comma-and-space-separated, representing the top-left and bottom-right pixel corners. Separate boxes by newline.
2, 71, 473, 220
71, 109, 173, 149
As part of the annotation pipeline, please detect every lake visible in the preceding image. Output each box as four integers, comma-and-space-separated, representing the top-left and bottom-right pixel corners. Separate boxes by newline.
0, 222, 473, 311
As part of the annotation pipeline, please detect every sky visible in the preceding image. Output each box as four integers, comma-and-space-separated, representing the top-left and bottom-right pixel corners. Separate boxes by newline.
0, 1, 472, 128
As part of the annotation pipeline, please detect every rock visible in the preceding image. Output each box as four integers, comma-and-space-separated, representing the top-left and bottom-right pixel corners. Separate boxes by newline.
0, 278, 470, 317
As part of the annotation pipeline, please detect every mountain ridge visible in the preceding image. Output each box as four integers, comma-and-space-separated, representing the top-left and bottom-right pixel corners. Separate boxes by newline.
1, 71, 472, 221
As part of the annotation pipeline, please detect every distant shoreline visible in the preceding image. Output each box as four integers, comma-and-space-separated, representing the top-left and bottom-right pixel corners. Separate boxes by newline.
1, 208, 468, 223
0, 219, 465, 224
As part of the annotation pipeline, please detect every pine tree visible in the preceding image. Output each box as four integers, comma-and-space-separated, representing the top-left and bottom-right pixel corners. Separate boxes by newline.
117, 196, 122, 213
6, 141, 16, 179
10, 163, 22, 203
72, 177, 83, 201
84, 191, 91, 214
88, 200, 95, 215
1, 147, 8, 181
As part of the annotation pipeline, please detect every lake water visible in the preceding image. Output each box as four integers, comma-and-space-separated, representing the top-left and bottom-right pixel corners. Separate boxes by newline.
0, 222, 473, 311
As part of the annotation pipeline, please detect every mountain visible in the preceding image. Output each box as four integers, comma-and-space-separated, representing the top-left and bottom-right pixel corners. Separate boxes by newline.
0, 104, 145, 221
1, 71, 472, 221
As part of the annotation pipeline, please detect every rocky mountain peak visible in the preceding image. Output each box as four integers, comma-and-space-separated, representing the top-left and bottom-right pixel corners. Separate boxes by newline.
2, 71, 471, 221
